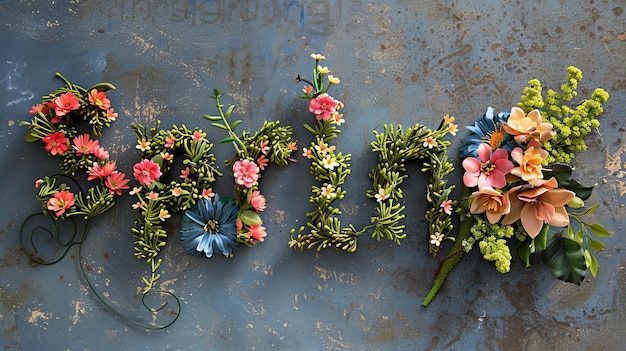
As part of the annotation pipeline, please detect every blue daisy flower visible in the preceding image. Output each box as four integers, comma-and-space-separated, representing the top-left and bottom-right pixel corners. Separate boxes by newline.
459, 107, 517, 159
179, 194, 239, 258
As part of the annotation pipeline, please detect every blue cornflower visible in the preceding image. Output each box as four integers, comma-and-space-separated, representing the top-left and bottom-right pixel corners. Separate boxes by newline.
459, 107, 516, 159
179, 194, 239, 258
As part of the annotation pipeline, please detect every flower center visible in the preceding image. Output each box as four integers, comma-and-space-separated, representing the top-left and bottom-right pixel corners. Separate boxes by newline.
204, 219, 219, 234
480, 160, 496, 175
486, 127, 506, 150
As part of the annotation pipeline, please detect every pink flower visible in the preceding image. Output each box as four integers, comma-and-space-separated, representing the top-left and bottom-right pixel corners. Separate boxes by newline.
232, 160, 259, 188
93, 146, 109, 160
88, 161, 117, 181
462, 143, 513, 189
132, 202, 141, 209
180, 167, 190, 180
250, 191, 266, 211
35, 179, 44, 188
440, 200, 453, 215
260, 140, 270, 155
302, 148, 313, 158
88, 89, 111, 110
42, 131, 68, 155
73, 133, 99, 156
47, 190, 75, 217
133, 159, 162, 186
164, 135, 176, 148
202, 188, 215, 199
53, 92, 80, 116
147, 191, 159, 201
309, 93, 339, 121
105, 172, 130, 196
161, 152, 173, 161
30, 104, 46, 115
248, 224, 267, 243
192, 130, 206, 141
303, 85, 313, 95
257, 155, 269, 170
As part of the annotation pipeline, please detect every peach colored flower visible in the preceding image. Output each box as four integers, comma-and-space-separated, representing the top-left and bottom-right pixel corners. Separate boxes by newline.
202, 188, 215, 199
35, 179, 44, 188
53, 92, 80, 116
93, 146, 109, 160
260, 140, 270, 154
443, 114, 455, 125
502, 107, 554, 144
440, 199, 453, 215
192, 130, 206, 141
303, 85, 313, 95
147, 191, 159, 200
510, 139, 548, 181
106, 108, 118, 121
250, 190, 266, 211
462, 143, 513, 189
248, 224, 267, 243
47, 190, 75, 217
469, 186, 511, 224
423, 136, 437, 149
257, 155, 269, 170
502, 177, 575, 238
164, 135, 176, 148
88, 89, 111, 110
302, 147, 313, 158
287, 142, 298, 151
172, 187, 183, 197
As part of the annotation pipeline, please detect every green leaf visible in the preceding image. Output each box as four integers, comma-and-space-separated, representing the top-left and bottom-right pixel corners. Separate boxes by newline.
219, 137, 235, 144
213, 88, 220, 97
534, 224, 550, 250
516, 237, 533, 268
203, 114, 222, 121
224, 105, 235, 118
541, 228, 586, 285
589, 223, 610, 237
589, 239, 605, 251
239, 209, 261, 226
568, 178, 595, 201
24, 130, 39, 142
573, 204, 598, 215
211, 122, 228, 130
584, 250, 599, 278
573, 230, 584, 245
543, 163, 573, 187
230, 119, 242, 130
87, 82, 116, 91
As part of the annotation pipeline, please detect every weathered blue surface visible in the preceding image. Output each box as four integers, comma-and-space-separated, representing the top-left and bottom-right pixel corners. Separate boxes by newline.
0, 1, 624, 350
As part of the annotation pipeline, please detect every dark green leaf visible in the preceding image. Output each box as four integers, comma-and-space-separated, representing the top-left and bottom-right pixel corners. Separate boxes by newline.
541, 229, 586, 285
516, 237, 533, 268
568, 178, 595, 201
543, 163, 573, 187
87, 82, 116, 91
213, 88, 220, 97
534, 224, 550, 250
589, 223, 610, 237
219, 137, 235, 144
239, 209, 261, 226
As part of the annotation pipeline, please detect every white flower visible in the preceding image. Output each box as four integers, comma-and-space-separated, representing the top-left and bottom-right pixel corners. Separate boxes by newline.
322, 154, 339, 170
374, 188, 389, 202
430, 232, 444, 247
320, 184, 336, 199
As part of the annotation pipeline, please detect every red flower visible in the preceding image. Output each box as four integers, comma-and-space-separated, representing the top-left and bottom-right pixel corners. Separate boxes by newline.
88, 89, 111, 110
53, 92, 80, 116
133, 159, 162, 186
73, 133, 99, 156
309, 93, 339, 121
93, 146, 109, 160
42, 131, 69, 155
248, 224, 267, 243
105, 172, 130, 196
47, 190, 75, 217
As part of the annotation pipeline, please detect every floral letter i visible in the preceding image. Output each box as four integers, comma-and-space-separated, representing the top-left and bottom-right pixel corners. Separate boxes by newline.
289, 53, 368, 252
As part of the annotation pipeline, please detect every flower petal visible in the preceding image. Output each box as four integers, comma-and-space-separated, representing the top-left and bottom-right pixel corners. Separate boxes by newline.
548, 205, 571, 227
520, 204, 544, 238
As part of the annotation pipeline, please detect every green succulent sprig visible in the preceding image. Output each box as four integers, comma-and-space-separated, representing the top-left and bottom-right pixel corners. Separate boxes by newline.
289, 54, 367, 252
368, 120, 456, 253
130, 122, 221, 292
204, 89, 297, 246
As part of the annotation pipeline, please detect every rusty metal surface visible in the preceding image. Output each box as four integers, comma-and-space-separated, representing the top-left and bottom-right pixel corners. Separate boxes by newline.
1, 1, 624, 350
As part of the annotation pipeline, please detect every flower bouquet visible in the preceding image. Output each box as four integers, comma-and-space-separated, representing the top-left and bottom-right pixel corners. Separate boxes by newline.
423, 67, 610, 306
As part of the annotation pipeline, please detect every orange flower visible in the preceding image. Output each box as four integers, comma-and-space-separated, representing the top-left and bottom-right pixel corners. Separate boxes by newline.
469, 186, 511, 224
501, 177, 575, 238
510, 139, 548, 181
502, 107, 554, 144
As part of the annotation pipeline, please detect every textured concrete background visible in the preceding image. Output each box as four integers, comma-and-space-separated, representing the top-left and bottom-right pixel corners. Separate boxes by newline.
0, 1, 624, 350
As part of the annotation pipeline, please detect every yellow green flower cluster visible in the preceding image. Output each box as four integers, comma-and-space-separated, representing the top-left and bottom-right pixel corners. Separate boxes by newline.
517, 66, 609, 164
